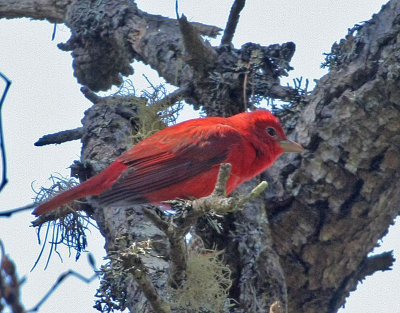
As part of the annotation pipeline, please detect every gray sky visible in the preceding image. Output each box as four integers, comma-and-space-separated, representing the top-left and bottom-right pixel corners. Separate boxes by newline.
0, 1, 398, 312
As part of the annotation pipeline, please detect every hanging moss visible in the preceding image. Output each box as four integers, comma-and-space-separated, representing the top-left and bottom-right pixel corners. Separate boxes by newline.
170, 250, 232, 313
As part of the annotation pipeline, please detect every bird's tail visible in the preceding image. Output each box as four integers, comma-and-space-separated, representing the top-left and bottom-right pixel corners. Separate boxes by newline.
32, 161, 127, 216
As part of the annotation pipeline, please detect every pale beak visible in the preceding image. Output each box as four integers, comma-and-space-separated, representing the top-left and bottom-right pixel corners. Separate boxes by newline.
279, 139, 304, 153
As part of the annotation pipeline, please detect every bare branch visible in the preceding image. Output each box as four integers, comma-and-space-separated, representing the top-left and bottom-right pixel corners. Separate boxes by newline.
28, 264, 98, 312
0, 72, 11, 193
34, 127, 84, 146
0, 0, 71, 23
142, 208, 170, 234
360, 251, 395, 278
143, 163, 268, 288
0, 203, 35, 217
120, 244, 171, 313
81, 86, 101, 104
191, 22, 222, 38
178, 14, 218, 76
150, 86, 189, 108
211, 163, 232, 197
142, 208, 187, 287
221, 0, 246, 46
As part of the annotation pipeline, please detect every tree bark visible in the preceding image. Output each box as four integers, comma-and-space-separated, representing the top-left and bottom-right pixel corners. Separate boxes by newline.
2, 0, 400, 313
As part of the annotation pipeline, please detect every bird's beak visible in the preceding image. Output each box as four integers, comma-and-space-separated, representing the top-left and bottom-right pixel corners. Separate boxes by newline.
279, 139, 304, 153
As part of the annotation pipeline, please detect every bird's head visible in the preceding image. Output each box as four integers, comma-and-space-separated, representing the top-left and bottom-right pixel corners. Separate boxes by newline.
231, 110, 304, 156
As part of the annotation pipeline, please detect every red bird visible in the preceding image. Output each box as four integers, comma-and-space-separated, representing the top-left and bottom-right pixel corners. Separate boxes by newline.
32, 110, 303, 216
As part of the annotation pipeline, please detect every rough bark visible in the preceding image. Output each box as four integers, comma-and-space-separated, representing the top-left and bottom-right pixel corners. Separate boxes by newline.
0, 0, 296, 116
262, 2, 400, 311
3, 0, 400, 313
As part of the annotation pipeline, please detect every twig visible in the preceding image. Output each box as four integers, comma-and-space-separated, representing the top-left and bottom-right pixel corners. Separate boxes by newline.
192, 164, 267, 215
28, 253, 98, 312
211, 163, 232, 197
0, 203, 36, 217
175, 0, 180, 19
0, 72, 11, 192
151, 86, 189, 108
51, 23, 57, 41
34, 127, 84, 146
120, 245, 171, 313
237, 181, 268, 207
221, 0, 246, 46
143, 163, 268, 288
142, 208, 187, 287
191, 22, 222, 38
81, 86, 101, 104
142, 208, 170, 234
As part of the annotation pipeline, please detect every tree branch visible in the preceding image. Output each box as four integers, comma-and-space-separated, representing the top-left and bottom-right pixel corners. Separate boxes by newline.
143, 163, 268, 289
221, 0, 246, 46
0, 203, 35, 217
360, 251, 395, 278
80, 87, 101, 104
120, 244, 171, 313
178, 14, 218, 76
0, 72, 11, 193
28, 254, 98, 312
0, 0, 70, 23
34, 127, 84, 146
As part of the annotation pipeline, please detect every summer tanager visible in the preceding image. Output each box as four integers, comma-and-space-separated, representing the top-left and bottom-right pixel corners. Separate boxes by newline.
32, 110, 303, 216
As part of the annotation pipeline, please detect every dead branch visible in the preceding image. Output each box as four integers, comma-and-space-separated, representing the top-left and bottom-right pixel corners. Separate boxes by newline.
119, 244, 171, 313
27, 253, 98, 312
178, 14, 218, 76
142, 208, 188, 287
148, 86, 189, 108
360, 251, 394, 278
143, 163, 268, 288
0, 0, 68, 23
34, 127, 84, 146
0, 203, 35, 217
221, 0, 246, 46
81, 87, 101, 104
190, 21, 222, 38
0, 72, 11, 193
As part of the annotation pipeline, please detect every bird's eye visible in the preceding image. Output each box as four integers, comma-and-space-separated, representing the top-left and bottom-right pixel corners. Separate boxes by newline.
266, 127, 277, 137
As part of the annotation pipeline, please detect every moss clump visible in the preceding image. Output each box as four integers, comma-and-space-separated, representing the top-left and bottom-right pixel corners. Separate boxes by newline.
130, 83, 183, 145
170, 250, 232, 313
32, 174, 90, 264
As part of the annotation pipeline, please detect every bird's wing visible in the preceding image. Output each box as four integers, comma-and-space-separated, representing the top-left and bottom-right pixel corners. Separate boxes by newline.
96, 122, 243, 206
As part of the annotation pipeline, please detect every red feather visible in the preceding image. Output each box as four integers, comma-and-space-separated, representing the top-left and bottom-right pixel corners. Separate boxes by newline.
32, 110, 303, 216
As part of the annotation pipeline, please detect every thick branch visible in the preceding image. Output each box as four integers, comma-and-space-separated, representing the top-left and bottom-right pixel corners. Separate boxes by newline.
221, 0, 246, 46
262, 1, 400, 312
0, 0, 70, 23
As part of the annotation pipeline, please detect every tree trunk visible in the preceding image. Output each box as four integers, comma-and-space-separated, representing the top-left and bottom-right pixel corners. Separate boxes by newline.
2, 0, 399, 312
